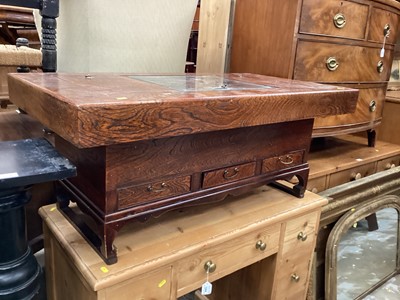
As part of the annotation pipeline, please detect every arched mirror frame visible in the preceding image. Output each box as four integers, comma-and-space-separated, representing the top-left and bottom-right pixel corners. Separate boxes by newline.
325, 194, 400, 300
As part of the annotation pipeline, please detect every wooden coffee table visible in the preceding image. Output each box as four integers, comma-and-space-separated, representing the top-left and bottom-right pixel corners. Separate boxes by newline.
8, 72, 358, 264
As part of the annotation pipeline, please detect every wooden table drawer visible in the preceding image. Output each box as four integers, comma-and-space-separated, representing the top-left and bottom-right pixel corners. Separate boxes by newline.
376, 155, 400, 172
294, 40, 393, 82
176, 224, 281, 296
118, 175, 191, 209
328, 162, 376, 188
300, 0, 368, 40
202, 161, 256, 189
368, 7, 400, 44
307, 176, 327, 194
262, 150, 304, 173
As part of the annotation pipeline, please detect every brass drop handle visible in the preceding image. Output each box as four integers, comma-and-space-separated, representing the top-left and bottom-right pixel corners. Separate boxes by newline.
351, 172, 362, 181
297, 231, 308, 242
291, 273, 300, 282
326, 57, 339, 71
255, 240, 267, 251
204, 260, 217, 273
369, 100, 376, 112
385, 163, 396, 170
377, 61, 384, 73
147, 182, 167, 192
384, 24, 391, 37
223, 167, 239, 180
278, 155, 294, 165
333, 13, 346, 29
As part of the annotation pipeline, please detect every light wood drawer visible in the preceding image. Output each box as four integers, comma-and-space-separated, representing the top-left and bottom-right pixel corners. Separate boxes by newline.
313, 86, 386, 128
328, 162, 376, 188
202, 161, 256, 189
294, 40, 393, 82
262, 150, 304, 174
118, 175, 191, 209
176, 224, 281, 296
368, 7, 400, 45
300, 0, 368, 40
376, 155, 400, 172
307, 176, 327, 194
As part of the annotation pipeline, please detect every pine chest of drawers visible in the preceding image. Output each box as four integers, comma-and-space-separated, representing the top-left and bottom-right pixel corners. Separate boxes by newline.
8, 72, 357, 264
230, 0, 400, 146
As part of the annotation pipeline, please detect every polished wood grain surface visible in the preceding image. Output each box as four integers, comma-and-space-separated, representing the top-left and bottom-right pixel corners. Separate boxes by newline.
8, 73, 358, 148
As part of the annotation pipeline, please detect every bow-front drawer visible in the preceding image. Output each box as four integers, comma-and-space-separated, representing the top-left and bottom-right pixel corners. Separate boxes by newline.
368, 6, 400, 44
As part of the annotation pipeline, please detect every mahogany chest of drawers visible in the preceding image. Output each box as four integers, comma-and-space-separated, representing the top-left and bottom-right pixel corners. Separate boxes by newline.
8, 72, 357, 264
230, 0, 400, 145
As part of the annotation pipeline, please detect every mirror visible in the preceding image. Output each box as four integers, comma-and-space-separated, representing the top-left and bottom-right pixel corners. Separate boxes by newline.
325, 195, 400, 299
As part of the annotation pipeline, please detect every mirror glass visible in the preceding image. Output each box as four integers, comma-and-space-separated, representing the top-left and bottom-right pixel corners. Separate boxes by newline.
336, 208, 398, 299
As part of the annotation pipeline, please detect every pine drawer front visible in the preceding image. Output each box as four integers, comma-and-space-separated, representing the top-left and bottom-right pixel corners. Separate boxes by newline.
368, 6, 400, 44
328, 162, 376, 188
294, 41, 393, 82
300, 0, 369, 40
176, 224, 281, 296
118, 175, 191, 209
202, 161, 256, 189
307, 176, 327, 194
262, 150, 304, 174
376, 155, 400, 172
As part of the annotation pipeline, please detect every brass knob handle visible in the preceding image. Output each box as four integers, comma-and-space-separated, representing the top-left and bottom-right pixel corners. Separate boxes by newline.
255, 240, 267, 251
147, 182, 167, 192
204, 260, 217, 273
326, 57, 339, 71
385, 163, 396, 170
377, 61, 384, 73
369, 100, 376, 112
291, 273, 300, 282
333, 13, 346, 29
351, 172, 362, 181
223, 167, 239, 180
384, 24, 391, 37
297, 232, 308, 242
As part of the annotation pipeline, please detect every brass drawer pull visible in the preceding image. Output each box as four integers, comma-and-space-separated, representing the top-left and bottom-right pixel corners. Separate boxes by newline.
204, 260, 217, 273
291, 273, 300, 282
255, 240, 267, 251
377, 61, 384, 73
223, 167, 239, 180
278, 155, 294, 165
333, 13, 346, 29
147, 182, 167, 192
297, 231, 308, 242
369, 100, 376, 112
326, 57, 339, 71
384, 24, 391, 37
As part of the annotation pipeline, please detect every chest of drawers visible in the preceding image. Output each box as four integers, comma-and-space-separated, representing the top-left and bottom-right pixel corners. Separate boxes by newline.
230, 0, 400, 146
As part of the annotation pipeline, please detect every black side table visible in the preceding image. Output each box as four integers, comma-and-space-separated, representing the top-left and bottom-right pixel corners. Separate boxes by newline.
0, 138, 76, 299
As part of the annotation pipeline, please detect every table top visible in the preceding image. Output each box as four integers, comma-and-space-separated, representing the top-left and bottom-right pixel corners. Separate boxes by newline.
0, 138, 76, 189
8, 73, 358, 148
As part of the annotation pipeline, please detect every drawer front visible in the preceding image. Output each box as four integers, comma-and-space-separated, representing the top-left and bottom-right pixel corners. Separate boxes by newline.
202, 161, 256, 189
328, 162, 376, 188
262, 150, 304, 174
368, 7, 400, 45
313, 86, 386, 128
118, 175, 191, 209
300, 0, 368, 40
294, 40, 393, 82
376, 155, 400, 172
307, 176, 327, 194
176, 224, 281, 296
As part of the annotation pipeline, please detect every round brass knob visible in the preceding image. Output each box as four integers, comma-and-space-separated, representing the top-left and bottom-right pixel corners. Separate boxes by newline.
291, 273, 300, 282
369, 100, 377, 112
385, 163, 396, 170
351, 172, 362, 181
204, 260, 217, 273
297, 232, 308, 242
384, 24, 391, 37
255, 240, 267, 251
333, 13, 346, 29
377, 61, 384, 73
326, 57, 339, 71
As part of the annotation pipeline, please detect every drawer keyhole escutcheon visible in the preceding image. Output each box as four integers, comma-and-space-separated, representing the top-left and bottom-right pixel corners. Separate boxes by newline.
223, 167, 239, 180
369, 100, 376, 112
384, 24, 391, 37
326, 57, 339, 71
333, 13, 346, 28
297, 232, 308, 241
278, 155, 294, 165
291, 273, 300, 282
147, 182, 167, 192
204, 260, 217, 273
255, 240, 267, 251
377, 61, 384, 73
